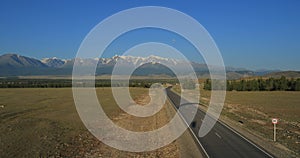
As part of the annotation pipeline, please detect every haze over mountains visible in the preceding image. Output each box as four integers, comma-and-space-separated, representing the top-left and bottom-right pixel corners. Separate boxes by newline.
0, 53, 299, 79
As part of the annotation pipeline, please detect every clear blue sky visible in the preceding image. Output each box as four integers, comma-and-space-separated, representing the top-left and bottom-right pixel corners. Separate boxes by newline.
0, 0, 299, 70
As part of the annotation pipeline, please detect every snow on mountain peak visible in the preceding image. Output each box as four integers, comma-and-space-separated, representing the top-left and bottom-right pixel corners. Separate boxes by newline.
39, 55, 183, 68
41, 57, 66, 67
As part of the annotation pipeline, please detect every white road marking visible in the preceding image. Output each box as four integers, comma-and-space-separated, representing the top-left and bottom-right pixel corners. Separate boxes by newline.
217, 118, 274, 158
215, 132, 222, 139
198, 103, 274, 158
170, 89, 273, 158
167, 97, 210, 158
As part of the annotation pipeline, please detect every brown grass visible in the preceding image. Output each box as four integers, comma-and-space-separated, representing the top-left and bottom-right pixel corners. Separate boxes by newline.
0, 88, 153, 157
0, 88, 203, 157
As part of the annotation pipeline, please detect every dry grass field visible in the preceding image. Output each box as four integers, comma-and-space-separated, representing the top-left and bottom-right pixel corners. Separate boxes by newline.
222, 91, 299, 156
0, 88, 202, 158
1, 86, 299, 157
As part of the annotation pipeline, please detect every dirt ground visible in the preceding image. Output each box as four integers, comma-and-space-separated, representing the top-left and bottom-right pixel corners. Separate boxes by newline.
0, 88, 203, 157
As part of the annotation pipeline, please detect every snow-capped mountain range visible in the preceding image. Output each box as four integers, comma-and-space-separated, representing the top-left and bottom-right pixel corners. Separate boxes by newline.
40, 55, 182, 68
0, 54, 196, 76
41, 57, 67, 68
0, 53, 280, 78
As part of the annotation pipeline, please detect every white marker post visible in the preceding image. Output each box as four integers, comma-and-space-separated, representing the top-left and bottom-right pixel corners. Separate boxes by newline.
272, 118, 278, 141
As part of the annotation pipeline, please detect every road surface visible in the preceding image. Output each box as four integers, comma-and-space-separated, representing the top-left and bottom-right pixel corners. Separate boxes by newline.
166, 87, 274, 158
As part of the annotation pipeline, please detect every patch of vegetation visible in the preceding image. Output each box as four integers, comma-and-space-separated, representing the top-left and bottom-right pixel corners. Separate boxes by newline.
204, 76, 300, 91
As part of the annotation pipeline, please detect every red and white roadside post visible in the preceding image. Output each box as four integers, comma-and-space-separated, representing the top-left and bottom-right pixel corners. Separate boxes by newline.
272, 118, 278, 142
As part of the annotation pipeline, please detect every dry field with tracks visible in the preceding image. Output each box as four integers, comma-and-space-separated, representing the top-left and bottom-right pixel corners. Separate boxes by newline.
0, 88, 202, 157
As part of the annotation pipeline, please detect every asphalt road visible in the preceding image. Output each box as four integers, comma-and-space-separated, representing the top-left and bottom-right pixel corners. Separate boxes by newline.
166, 87, 274, 158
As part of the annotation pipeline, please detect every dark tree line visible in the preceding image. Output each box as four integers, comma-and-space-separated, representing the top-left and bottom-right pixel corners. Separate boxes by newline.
0, 79, 72, 88
0, 78, 179, 88
204, 76, 300, 91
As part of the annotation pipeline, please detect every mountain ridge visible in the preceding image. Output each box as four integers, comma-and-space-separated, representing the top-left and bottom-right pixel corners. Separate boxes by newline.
0, 53, 296, 79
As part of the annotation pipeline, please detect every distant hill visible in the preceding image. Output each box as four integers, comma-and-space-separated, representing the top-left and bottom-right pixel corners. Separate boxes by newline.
264, 71, 300, 78
0, 54, 51, 76
0, 54, 47, 68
